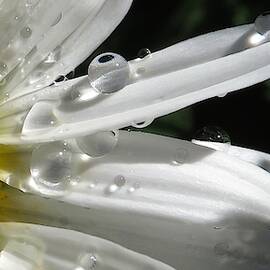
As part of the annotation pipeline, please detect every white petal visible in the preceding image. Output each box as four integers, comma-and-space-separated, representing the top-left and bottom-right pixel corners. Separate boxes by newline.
1, 131, 270, 269
0, 0, 132, 100
0, 222, 174, 270
1, 23, 270, 143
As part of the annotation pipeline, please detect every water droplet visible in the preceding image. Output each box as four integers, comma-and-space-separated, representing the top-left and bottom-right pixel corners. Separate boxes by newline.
172, 148, 188, 165
51, 12, 63, 27
255, 11, 270, 35
131, 119, 154, 129
128, 182, 140, 193
30, 142, 73, 194
214, 242, 230, 256
76, 131, 119, 158
106, 184, 119, 194
0, 62, 8, 79
193, 126, 231, 144
114, 175, 126, 187
137, 48, 151, 59
44, 46, 61, 64
88, 53, 130, 94
79, 254, 97, 270
20, 26, 32, 39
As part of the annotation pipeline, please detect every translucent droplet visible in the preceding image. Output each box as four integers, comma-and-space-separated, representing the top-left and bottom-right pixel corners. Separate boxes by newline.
20, 26, 32, 39
172, 148, 188, 165
76, 131, 119, 158
79, 254, 97, 270
51, 12, 63, 27
193, 126, 231, 144
30, 142, 73, 194
255, 11, 270, 35
128, 182, 140, 193
0, 62, 8, 79
114, 175, 126, 187
137, 48, 151, 59
131, 119, 154, 129
88, 53, 130, 94
106, 184, 119, 194
44, 46, 61, 64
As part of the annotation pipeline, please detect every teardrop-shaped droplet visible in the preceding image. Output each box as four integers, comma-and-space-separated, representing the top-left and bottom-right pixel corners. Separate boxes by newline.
137, 48, 151, 59
193, 126, 231, 144
255, 11, 270, 35
76, 131, 119, 158
88, 53, 130, 94
20, 26, 32, 39
30, 142, 74, 194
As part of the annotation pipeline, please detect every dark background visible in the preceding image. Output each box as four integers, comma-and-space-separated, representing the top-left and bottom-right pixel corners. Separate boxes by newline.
77, 0, 270, 153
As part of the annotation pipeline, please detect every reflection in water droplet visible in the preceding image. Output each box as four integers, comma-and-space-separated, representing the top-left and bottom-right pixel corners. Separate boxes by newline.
0, 62, 8, 79
88, 53, 130, 94
79, 254, 97, 270
137, 48, 151, 59
255, 11, 270, 35
193, 126, 231, 144
30, 142, 74, 194
20, 26, 32, 39
128, 182, 140, 193
172, 148, 188, 165
106, 184, 119, 194
76, 131, 119, 158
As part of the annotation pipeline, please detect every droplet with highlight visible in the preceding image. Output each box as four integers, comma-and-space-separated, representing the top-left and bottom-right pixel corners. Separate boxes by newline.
114, 175, 126, 187
30, 142, 73, 194
137, 48, 151, 59
79, 254, 97, 270
172, 148, 188, 165
20, 26, 32, 39
76, 131, 119, 158
193, 126, 231, 144
88, 53, 130, 94
131, 119, 154, 129
0, 62, 8, 79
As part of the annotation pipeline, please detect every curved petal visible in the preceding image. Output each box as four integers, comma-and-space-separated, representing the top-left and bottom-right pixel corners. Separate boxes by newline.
1, 22, 270, 143
1, 131, 270, 269
0, 0, 132, 101
0, 222, 174, 270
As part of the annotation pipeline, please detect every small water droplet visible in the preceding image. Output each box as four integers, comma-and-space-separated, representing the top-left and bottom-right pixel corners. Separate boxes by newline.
0, 62, 8, 79
30, 142, 74, 195
106, 184, 119, 194
114, 175, 126, 187
131, 119, 154, 129
20, 26, 32, 39
193, 126, 231, 144
79, 254, 97, 270
88, 53, 130, 94
137, 48, 151, 59
76, 131, 118, 158
255, 11, 270, 35
51, 12, 63, 27
44, 46, 61, 64
172, 148, 188, 165
128, 182, 140, 193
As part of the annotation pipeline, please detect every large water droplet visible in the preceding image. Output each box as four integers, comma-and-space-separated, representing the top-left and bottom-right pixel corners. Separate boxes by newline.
76, 131, 118, 158
114, 175, 126, 187
137, 48, 151, 59
51, 12, 63, 27
88, 53, 130, 94
0, 62, 8, 79
193, 126, 231, 144
20, 26, 32, 39
172, 148, 188, 165
44, 46, 61, 64
131, 119, 154, 129
30, 142, 73, 194
255, 11, 270, 35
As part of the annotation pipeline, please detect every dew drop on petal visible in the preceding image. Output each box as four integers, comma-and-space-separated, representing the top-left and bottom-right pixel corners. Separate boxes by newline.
137, 48, 151, 59
255, 11, 270, 35
51, 12, 63, 27
20, 26, 32, 39
114, 175, 126, 187
30, 142, 73, 194
44, 46, 61, 64
131, 119, 154, 129
193, 126, 231, 144
172, 148, 188, 165
88, 53, 130, 94
78, 254, 97, 270
0, 62, 8, 79
76, 131, 119, 158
